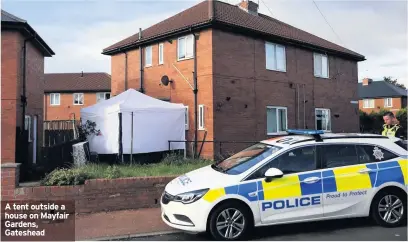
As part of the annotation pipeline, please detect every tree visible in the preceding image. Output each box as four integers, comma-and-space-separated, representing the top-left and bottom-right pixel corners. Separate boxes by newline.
383, 76, 406, 89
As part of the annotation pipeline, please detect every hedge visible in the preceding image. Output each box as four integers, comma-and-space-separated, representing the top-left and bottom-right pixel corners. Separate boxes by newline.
360, 108, 407, 139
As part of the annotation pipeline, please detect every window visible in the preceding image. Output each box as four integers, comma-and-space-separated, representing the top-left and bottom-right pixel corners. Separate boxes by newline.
267, 106, 287, 134
265, 42, 286, 72
198, 105, 204, 130
248, 146, 316, 180
178, 35, 194, 60
159, 43, 164, 65
314, 53, 329, 78
50, 93, 60, 106
315, 108, 331, 131
322, 145, 359, 168
73, 93, 84, 105
363, 99, 375, 108
214, 143, 282, 175
395, 140, 408, 151
145, 46, 152, 67
24, 115, 32, 142
356, 145, 399, 163
185, 106, 189, 130
96, 92, 110, 102
384, 98, 392, 107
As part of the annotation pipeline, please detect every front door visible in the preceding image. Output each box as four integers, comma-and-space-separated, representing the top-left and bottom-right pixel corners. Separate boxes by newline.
254, 145, 324, 224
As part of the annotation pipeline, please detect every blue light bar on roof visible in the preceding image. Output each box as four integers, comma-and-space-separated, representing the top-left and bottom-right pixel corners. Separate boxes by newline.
286, 129, 324, 135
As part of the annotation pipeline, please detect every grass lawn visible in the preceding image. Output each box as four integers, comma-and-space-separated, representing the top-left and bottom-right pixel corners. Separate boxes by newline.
41, 155, 214, 186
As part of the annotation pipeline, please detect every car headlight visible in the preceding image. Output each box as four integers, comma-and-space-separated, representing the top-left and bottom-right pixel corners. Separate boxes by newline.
174, 188, 209, 204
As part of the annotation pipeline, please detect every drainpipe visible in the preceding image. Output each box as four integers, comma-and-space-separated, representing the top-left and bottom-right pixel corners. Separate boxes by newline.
21, 36, 35, 131
139, 28, 144, 93
192, 31, 198, 158
124, 52, 128, 91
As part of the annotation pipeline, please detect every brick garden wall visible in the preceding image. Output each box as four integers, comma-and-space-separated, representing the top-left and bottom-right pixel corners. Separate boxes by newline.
2, 165, 175, 214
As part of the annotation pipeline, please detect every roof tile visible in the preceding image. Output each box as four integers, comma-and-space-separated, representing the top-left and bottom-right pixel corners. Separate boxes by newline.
44, 73, 111, 92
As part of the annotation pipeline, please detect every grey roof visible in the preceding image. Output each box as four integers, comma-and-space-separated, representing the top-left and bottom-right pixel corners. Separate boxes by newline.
358, 81, 408, 99
1, 10, 26, 23
1, 9, 55, 56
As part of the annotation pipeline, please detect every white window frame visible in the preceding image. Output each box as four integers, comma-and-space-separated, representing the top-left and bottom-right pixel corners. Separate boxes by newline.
158, 43, 164, 65
384, 98, 392, 108
50, 93, 60, 106
314, 53, 329, 78
73, 93, 84, 105
265, 42, 286, 72
363, 99, 375, 108
145, 46, 152, 67
96, 92, 110, 102
185, 106, 189, 130
266, 106, 288, 135
198, 105, 205, 130
315, 108, 331, 132
177, 35, 194, 61
25, 115, 32, 142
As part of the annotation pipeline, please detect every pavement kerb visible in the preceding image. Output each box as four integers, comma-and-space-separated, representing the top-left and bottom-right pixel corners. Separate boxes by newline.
86, 230, 181, 241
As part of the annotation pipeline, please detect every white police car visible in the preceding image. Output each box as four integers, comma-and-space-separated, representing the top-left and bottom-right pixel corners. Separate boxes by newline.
161, 130, 407, 240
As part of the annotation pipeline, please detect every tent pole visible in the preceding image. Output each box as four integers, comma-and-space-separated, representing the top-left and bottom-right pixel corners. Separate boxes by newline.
119, 113, 124, 163
130, 112, 133, 164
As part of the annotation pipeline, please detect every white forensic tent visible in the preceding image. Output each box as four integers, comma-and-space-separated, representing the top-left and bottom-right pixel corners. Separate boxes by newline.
80, 89, 186, 154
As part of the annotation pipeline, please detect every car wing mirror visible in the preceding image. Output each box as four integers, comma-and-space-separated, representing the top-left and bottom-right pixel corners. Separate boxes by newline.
264, 168, 283, 182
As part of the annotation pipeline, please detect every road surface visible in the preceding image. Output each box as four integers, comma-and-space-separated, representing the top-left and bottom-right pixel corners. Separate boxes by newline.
126, 218, 407, 241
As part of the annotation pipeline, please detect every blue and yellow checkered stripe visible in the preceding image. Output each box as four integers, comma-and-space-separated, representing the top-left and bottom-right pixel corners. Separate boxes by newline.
203, 159, 407, 203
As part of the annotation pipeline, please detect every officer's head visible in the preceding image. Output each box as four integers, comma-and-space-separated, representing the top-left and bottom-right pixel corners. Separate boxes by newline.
383, 112, 396, 125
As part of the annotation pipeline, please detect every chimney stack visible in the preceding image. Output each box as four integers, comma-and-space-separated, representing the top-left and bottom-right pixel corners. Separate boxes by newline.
362, 78, 372, 86
81, 71, 83, 77
238, 0, 259, 15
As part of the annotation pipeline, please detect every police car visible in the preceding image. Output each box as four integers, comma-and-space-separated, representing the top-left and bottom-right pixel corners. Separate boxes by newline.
161, 130, 407, 240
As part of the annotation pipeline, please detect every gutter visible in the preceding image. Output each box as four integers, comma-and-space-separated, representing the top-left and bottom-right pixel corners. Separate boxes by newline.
192, 30, 198, 158
124, 52, 128, 90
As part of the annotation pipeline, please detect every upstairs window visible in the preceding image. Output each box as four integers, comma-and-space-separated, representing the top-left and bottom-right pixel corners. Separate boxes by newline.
50, 93, 60, 106
363, 99, 375, 108
159, 43, 164, 65
73, 93, 84, 105
96, 92, 110, 103
145, 46, 152, 67
178, 35, 194, 60
314, 53, 329, 78
265, 42, 286, 72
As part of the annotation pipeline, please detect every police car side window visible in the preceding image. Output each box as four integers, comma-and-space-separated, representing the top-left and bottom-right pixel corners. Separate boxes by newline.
356, 145, 398, 163
322, 145, 359, 168
246, 146, 316, 180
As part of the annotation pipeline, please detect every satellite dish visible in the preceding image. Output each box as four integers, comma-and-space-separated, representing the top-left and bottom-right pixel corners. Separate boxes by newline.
161, 75, 171, 86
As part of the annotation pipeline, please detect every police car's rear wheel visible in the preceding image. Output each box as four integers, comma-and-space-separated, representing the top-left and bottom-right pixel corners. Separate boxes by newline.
371, 190, 407, 227
208, 202, 252, 240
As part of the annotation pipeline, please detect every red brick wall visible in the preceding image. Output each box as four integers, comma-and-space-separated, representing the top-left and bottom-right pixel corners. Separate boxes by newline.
111, 29, 214, 158
1, 168, 175, 214
212, 30, 360, 153
44, 92, 103, 121
359, 97, 403, 114
1, 31, 21, 164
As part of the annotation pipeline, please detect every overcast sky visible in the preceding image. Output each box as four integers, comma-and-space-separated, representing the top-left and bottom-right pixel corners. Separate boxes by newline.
2, 0, 407, 86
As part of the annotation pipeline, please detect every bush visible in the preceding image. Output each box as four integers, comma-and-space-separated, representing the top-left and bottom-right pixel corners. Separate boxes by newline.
360, 108, 407, 139
41, 168, 91, 186
105, 165, 122, 179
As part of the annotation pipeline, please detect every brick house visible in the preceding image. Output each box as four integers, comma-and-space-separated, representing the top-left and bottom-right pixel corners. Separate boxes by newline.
102, 0, 365, 158
358, 78, 407, 114
44, 72, 111, 121
1, 9, 54, 171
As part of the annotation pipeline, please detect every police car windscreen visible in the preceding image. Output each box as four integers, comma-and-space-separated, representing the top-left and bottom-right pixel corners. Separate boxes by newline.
214, 143, 282, 175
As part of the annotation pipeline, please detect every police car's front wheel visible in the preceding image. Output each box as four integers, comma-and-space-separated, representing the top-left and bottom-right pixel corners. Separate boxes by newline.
208, 202, 253, 240
371, 189, 407, 227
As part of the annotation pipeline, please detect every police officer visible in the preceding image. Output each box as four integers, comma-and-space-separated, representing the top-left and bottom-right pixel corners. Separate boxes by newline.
382, 112, 404, 138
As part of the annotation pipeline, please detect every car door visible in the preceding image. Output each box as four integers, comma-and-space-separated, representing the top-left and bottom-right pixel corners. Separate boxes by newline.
320, 144, 376, 218
247, 145, 324, 224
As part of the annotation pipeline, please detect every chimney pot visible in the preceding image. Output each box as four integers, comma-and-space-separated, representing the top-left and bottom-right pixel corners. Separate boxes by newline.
238, 0, 259, 15
362, 78, 372, 86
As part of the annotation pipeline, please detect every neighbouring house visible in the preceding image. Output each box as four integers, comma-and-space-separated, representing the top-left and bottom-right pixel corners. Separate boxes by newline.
44, 72, 111, 121
102, 0, 365, 158
358, 78, 407, 114
1, 10, 54, 170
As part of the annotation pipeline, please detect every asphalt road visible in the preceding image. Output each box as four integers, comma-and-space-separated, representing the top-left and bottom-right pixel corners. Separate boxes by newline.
127, 218, 407, 241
